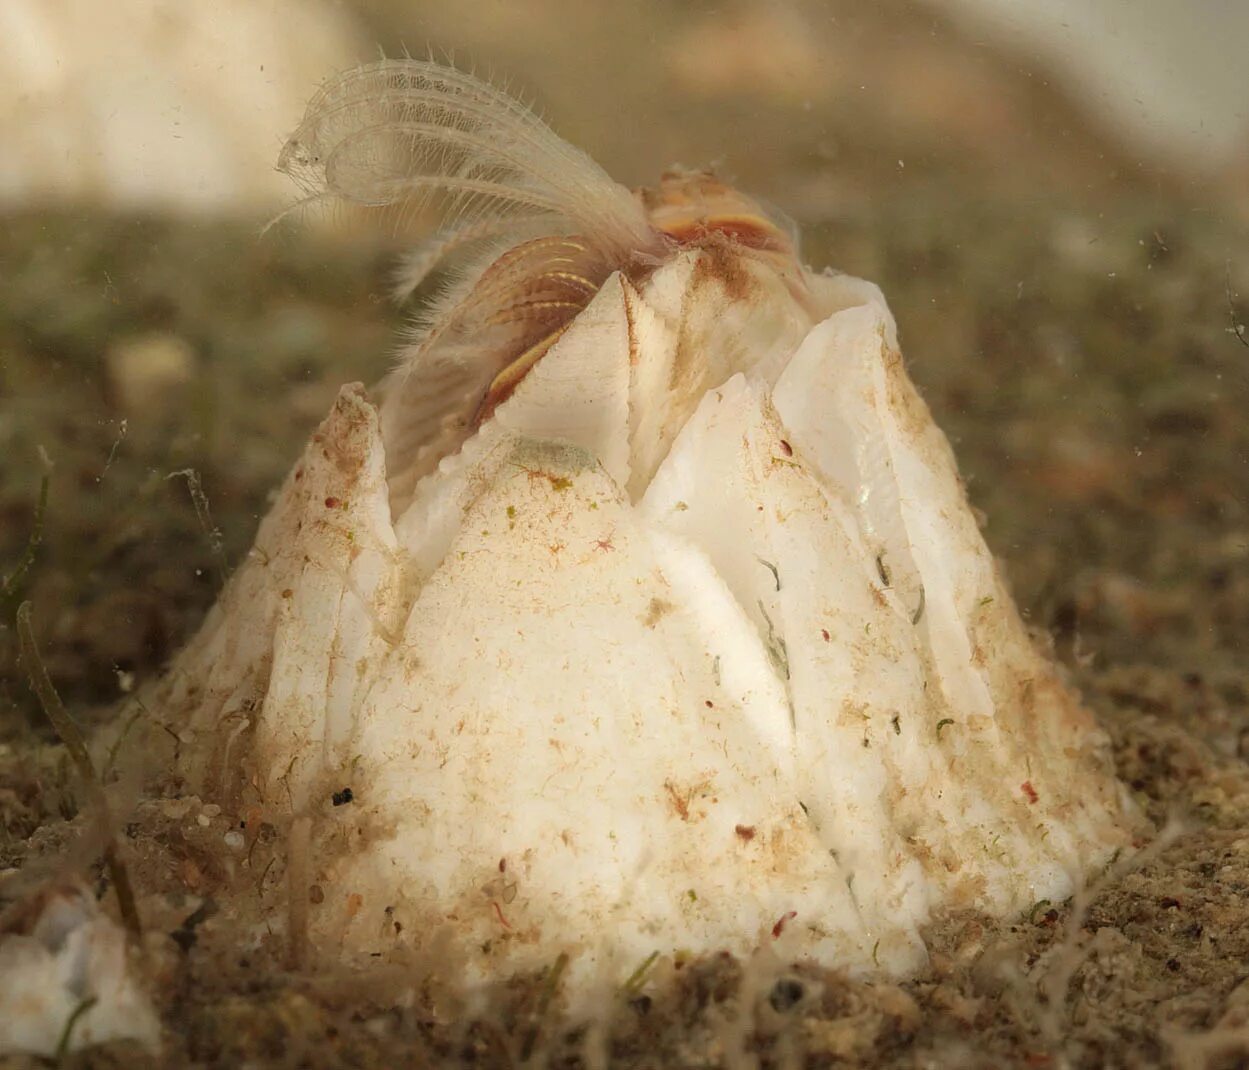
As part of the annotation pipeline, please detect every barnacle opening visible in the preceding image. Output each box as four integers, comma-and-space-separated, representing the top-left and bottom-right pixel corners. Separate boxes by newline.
274, 59, 824, 517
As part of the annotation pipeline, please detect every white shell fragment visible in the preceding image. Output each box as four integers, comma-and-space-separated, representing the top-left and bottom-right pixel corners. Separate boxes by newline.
154, 240, 1134, 990
0, 884, 161, 1057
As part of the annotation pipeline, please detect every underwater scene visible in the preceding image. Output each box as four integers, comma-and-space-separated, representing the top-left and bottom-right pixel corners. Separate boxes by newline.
1, 2, 1247, 1067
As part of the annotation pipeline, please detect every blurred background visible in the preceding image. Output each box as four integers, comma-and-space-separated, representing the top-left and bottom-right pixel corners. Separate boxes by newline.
1, 0, 1247, 742
3, 0, 1248, 213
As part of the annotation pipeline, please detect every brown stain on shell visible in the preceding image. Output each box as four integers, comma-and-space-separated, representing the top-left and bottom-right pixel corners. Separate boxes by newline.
643, 597, 674, 627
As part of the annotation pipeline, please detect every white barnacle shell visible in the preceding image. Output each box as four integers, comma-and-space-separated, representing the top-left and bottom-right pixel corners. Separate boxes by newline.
152, 60, 1136, 999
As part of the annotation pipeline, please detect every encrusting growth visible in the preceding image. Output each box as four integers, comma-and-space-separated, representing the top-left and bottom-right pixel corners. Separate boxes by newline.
141, 58, 1137, 1002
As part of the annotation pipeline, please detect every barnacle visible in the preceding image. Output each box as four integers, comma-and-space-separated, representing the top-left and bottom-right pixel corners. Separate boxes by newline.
146, 59, 1137, 1001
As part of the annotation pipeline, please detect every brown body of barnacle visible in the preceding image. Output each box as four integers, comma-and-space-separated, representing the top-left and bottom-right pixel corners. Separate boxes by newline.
472, 169, 800, 423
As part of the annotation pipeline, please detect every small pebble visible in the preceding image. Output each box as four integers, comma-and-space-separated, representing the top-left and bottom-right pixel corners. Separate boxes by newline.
106, 332, 196, 413
223, 830, 245, 850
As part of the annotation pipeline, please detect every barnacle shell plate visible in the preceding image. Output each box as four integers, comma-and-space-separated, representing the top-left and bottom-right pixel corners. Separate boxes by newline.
157, 248, 1133, 990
